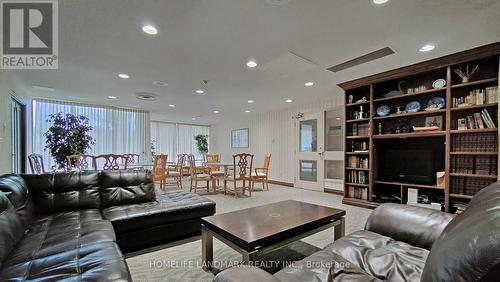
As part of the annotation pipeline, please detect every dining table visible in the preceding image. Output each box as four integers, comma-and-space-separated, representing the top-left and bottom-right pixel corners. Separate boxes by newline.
204, 162, 234, 191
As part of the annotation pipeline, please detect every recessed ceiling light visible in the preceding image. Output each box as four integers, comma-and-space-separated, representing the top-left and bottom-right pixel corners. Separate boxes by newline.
191, 117, 196, 120
285, 99, 293, 103
247, 100, 254, 103
142, 24, 158, 35
32, 85, 55, 91
118, 73, 129, 79
196, 89, 205, 94
373, 0, 389, 4
168, 104, 175, 108
108, 96, 117, 99
153, 81, 168, 86
246, 60, 258, 68
419, 44, 435, 52
213, 110, 220, 114
304, 82, 314, 87
244, 110, 251, 113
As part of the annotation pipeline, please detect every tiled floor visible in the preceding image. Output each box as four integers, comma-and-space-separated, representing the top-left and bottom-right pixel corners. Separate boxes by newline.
126, 183, 372, 282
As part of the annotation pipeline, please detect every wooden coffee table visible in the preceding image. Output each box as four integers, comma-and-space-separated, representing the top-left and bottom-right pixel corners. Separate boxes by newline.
201, 200, 346, 271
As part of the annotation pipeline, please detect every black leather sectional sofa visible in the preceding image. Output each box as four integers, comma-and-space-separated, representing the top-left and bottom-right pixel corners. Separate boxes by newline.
215, 182, 500, 282
0, 171, 215, 281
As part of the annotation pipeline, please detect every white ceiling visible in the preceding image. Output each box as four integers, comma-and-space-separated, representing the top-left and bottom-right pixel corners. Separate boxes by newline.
6, 0, 500, 125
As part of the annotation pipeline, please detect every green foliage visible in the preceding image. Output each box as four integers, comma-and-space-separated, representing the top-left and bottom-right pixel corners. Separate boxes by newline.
194, 134, 208, 154
44, 112, 95, 168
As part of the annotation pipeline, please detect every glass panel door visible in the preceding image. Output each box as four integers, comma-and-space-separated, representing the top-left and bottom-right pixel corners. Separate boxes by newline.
324, 108, 344, 192
295, 112, 324, 191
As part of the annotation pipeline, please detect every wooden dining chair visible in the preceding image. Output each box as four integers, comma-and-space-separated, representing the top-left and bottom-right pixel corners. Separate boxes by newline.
152, 154, 168, 191
188, 154, 211, 193
28, 154, 45, 174
123, 153, 140, 165
224, 153, 254, 197
204, 153, 224, 186
93, 154, 129, 170
166, 154, 186, 188
251, 154, 272, 192
66, 154, 93, 172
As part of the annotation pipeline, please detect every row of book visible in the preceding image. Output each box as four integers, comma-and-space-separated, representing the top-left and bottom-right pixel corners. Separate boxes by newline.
451, 132, 497, 152
347, 186, 368, 200
452, 86, 498, 107
350, 140, 368, 152
347, 156, 369, 168
346, 171, 368, 184
450, 177, 496, 196
347, 122, 369, 136
455, 109, 496, 130
451, 155, 498, 175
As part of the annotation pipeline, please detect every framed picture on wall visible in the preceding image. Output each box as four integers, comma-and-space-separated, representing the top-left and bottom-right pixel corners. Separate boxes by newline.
231, 128, 249, 148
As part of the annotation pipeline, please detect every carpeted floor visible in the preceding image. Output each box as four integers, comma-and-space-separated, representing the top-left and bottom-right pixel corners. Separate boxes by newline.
125, 184, 372, 282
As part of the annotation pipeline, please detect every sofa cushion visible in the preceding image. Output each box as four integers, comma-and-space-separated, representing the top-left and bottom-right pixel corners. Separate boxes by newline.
422, 182, 500, 282
3, 209, 116, 267
325, 230, 428, 282
22, 172, 100, 214
0, 192, 25, 269
275, 249, 382, 282
0, 241, 130, 281
100, 170, 155, 208
0, 174, 34, 226
102, 190, 216, 233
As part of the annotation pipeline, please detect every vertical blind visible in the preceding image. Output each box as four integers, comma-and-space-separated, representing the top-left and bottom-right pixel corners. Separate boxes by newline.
150, 121, 210, 161
32, 99, 151, 169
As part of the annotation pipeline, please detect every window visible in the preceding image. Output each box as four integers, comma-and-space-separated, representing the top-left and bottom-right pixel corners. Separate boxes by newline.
151, 121, 209, 161
32, 99, 150, 169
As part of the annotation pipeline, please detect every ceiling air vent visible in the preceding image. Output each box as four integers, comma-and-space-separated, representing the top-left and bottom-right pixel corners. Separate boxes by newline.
328, 47, 395, 73
136, 92, 158, 101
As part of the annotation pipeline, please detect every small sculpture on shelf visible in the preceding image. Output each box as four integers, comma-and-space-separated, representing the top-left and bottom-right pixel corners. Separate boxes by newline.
454, 64, 480, 83
348, 95, 354, 104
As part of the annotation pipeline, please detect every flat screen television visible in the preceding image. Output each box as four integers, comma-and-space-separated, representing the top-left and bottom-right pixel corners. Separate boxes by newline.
379, 149, 440, 184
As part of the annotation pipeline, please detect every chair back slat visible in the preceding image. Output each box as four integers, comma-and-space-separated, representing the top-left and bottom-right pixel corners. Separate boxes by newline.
232, 153, 254, 178
93, 154, 129, 170
28, 154, 45, 174
66, 154, 93, 172
152, 154, 167, 180
263, 154, 272, 169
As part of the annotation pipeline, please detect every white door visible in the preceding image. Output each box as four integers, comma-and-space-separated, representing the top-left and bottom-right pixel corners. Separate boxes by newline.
295, 112, 324, 191
323, 109, 345, 193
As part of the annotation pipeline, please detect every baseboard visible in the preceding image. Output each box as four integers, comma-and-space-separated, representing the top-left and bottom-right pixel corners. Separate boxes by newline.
268, 179, 294, 187
324, 188, 344, 195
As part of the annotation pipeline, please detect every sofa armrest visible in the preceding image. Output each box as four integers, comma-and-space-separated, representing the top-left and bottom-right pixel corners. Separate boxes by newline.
214, 266, 279, 282
364, 203, 454, 250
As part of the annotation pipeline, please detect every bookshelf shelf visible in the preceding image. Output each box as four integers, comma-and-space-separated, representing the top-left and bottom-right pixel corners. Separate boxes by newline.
373, 87, 445, 103
451, 128, 498, 134
345, 183, 369, 187
450, 173, 498, 179
372, 131, 446, 139
449, 193, 474, 200
346, 167, 370, 171
346, 118, 370, 123
450, 151, 498, 155
346, 101, 370, 107
346, 151, 369, 155
341, 43, 500, 211
450, 77, 498, 89
346, 135, 370, 139
374, 180, 444, 190
373, 109, 445, 120
450, 103, 498, 112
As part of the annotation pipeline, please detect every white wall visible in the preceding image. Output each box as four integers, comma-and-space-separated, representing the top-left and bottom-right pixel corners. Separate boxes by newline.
0, 73, 29, 175
210, 95, 344, 184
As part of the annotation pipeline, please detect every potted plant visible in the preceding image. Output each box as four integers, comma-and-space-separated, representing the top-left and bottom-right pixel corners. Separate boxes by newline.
194, 134, 208, 155
44, 112, 95, 169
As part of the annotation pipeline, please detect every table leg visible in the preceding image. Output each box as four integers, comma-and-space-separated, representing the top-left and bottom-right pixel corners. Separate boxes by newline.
201, 225, 213, 271
334, 217, 345, 240
211, 177, 217, 192
241, 250, 258, 266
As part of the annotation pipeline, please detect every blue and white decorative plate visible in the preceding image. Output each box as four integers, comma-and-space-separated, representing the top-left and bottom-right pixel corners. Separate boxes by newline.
427, 96, 446, 109
376, 105, 391, 117
405, 101, 421, 113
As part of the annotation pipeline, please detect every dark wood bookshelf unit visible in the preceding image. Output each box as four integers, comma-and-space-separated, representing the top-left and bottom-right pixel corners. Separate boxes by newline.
340, 42, 500, 212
